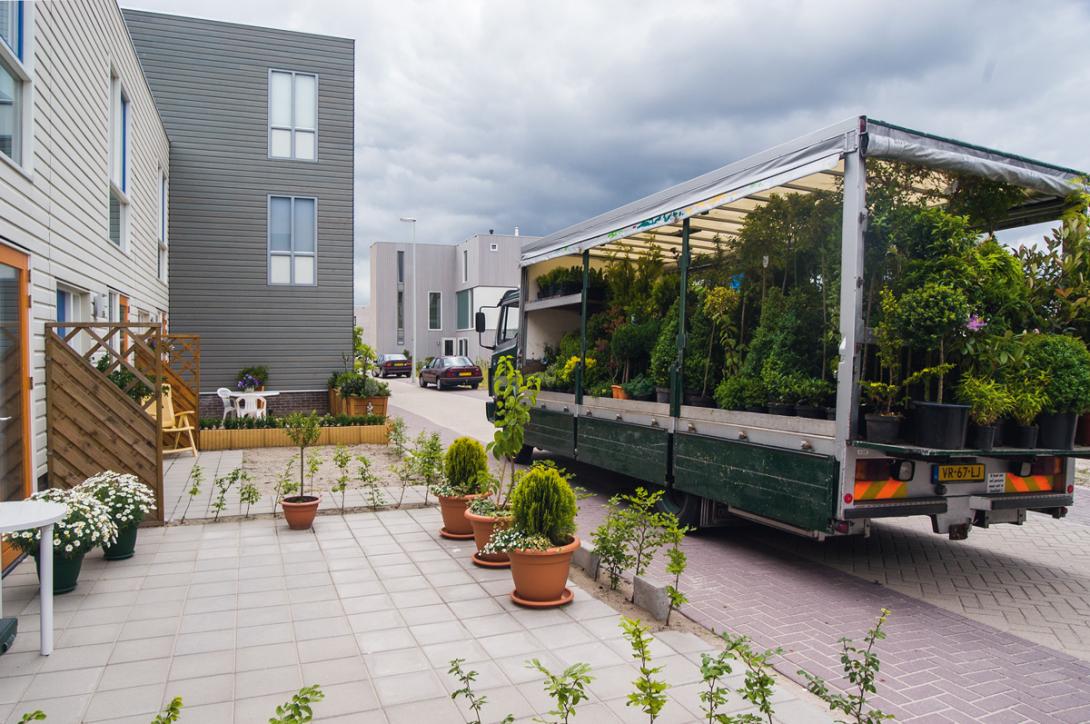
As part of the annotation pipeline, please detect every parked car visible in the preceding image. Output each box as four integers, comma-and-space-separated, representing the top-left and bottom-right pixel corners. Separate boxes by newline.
419, 356, 482, 390
374, 353, 412, 378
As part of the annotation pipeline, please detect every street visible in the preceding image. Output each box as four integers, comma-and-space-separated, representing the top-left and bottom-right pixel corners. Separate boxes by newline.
390, 379, 1090, 722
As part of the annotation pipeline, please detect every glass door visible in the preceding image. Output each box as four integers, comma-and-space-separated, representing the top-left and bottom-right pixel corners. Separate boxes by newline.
0, 245, 30, 570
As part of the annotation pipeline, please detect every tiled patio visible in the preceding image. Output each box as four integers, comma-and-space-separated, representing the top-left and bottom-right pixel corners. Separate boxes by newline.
0, 506, 827, 723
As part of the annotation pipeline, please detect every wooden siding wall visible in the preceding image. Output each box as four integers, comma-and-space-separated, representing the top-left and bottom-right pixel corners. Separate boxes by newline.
45, 324, 164, 523
122, 10, 356, 393
0, 1, 171, 482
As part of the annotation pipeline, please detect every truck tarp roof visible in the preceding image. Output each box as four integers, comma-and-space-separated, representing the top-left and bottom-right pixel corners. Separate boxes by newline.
520, 116, 1087, 266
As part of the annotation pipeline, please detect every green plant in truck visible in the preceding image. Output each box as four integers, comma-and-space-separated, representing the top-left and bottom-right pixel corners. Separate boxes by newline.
1024, 333, 1090, 415
956, 375, 1014, 427
1008, 379, 1049, 427
894, 281, 969, 403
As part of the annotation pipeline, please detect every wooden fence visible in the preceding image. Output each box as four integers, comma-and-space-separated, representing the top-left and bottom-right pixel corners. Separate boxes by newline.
137, 333, 201, 448
45, 323, 165, 523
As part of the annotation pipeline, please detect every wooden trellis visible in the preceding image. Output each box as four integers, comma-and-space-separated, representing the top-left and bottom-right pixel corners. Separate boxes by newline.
45, 323, 164, 523
136, 332, 201, 448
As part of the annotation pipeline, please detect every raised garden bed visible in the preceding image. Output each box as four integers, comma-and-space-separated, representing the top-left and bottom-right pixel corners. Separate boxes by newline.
199, 415, 388, 450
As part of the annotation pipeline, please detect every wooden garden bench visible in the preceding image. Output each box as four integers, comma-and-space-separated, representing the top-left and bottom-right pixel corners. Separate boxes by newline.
143, 383, 198, 457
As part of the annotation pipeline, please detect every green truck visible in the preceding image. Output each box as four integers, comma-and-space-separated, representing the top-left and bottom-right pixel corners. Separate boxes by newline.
476, 116, 1089, 539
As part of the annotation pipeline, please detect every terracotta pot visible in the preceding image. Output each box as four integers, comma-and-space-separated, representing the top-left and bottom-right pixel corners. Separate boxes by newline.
508, 535, 580, 608
611, 385, 629, 400
465, 508, 511, 568
281, 495, 321, 530
438, 493, 487, 539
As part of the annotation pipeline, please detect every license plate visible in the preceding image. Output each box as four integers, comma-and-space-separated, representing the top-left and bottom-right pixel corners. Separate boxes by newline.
459, 372, 472, 377
935, 464, 985, 483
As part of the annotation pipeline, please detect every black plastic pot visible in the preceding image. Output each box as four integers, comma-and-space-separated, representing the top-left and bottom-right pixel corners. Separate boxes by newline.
1037, 411, 1078, 449
796, 405, 825, 419
767, 402, 796, 416
825, 406, 837, 420
685, 394, 715, 408
745, 405, 766, 414
655, 386, 671, 404
969, 424, 997, 452
1078, 413, 1090, 446
864, 414, 902, 444
1009, 424, 1039, 449
912, 401, 969, 449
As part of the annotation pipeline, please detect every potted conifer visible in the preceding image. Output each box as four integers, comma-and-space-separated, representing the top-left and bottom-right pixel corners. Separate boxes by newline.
433, 436, 488, 539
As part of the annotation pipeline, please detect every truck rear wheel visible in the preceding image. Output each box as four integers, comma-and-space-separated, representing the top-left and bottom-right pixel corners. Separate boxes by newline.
514, 444, 534, 465
658, 488, 702, 529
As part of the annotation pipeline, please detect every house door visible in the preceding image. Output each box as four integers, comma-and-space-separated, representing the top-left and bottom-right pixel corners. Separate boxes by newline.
442, 338, 455, 356
0, 245, 31, 569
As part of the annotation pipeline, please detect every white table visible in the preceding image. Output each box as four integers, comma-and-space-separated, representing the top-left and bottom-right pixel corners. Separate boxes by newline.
0, 500, 67, 655
228, 390, 280, 419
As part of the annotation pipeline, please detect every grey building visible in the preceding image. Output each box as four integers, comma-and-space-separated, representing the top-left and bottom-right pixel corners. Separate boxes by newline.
363, 232, 528, 364
123, 10, 355, 414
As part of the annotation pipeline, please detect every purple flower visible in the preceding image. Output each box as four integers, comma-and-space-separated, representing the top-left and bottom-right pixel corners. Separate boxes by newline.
966, 314, 987, 332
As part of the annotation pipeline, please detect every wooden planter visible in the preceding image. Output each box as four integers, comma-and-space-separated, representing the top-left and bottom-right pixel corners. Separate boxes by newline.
200, 423, 390, 450
344, 396, 388, 417
328, 388, 345, 416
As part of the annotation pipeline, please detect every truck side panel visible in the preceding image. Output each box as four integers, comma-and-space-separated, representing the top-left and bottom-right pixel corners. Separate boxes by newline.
526, 408, 575, 458
576, 417, 669, 483
673, 432, 839, 532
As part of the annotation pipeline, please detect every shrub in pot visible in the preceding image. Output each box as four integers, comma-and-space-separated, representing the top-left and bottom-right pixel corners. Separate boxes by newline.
10, 488, 117, 594
762, 370, 800, 416
1024, 334, 1090, 449
483, 461, 579, 607
340, 374, 391, 416
76, 471, 156, 560
955, 375, 1013, 451
621, 374, 655, 401
434, 436, 487, 539
713, 376, 745, 411
281, 412, 322, 529
795, 377, 834, 419
859, 381, 903, 444
1007, 382, 1047, 449
236, 365, 269, 391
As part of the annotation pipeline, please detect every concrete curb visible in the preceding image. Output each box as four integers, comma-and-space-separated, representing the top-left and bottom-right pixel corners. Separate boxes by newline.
572, 539, 600, 580
632, 574, 671, 622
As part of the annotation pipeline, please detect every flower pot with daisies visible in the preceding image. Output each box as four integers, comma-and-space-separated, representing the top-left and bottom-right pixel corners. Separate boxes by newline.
433, 436, 489, 540
482, 461, 579, 608
10, 488, 117, 594
76, 471, 157, 560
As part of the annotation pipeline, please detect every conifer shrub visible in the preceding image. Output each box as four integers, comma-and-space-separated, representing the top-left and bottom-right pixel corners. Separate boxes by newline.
443, 437, 489, 495
509, 463, 577, 546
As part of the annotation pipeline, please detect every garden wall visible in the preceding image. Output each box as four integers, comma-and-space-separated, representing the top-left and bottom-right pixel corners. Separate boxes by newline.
200, 424, 389, 450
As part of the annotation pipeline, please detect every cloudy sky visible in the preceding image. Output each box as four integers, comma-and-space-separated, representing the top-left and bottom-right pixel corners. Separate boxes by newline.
125, 0, 1090, 305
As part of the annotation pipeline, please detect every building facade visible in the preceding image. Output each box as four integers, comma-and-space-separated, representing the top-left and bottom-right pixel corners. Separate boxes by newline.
364, 232, 527, 364
0, 0, 170, 505
123, 10, 355, 415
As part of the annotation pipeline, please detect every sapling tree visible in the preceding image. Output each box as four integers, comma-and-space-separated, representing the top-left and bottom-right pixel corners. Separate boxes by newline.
591, 501, 635, 591
487, 356, 541, 511
448, 658, 513, 724
392, 460, 414, 509
151, 696, 184, 724
356, 454, 385, 510
180, 464, 204, 522
17, 713, 45, 723
269, 685, 325, 724
332, 445, 351, 513
305, 451, 322, 497
273, 455, 299, 515
663, 521, 690, 625
388, 416, 409, 458
410, 431, 444, 504
211, 469, 239, 522
527, 659, 594, 724
238, 474, 260, 518
283, 411, 321, 498
722, 632, 781, 724
698, 645, 736, 723
799, 609, 894, 724
621, 616, 669, 722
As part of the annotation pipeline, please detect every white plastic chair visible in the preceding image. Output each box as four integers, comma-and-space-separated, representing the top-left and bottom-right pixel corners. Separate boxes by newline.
217, 387, 237, 421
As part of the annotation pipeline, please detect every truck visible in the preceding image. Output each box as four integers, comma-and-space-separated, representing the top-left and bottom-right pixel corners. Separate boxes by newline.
475, 116, 1090, 539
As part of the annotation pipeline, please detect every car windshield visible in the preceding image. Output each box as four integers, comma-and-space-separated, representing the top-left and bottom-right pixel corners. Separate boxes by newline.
450, 356, 474, 367
384, 354, 407, 361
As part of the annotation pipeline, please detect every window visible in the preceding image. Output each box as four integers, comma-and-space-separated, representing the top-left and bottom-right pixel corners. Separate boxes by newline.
157, 171, 168, 280
428, 292, 441, 331
108, 73, 129, 248
269, 70, 317, 160
497, 301, 519, 344
457, 338, 468, 356
0, 1, 26, 166
268, 195, 317, 285
456, 289, 471, 330
397, 250, 404, 283
56, 288, 69, 337
462, 249, 468, 283
396, 290, 404, 345
489, 243, 498, 252
442, 338, 455, 356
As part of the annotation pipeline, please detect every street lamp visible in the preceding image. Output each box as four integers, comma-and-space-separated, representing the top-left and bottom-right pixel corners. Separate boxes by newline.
399, 217, 417, 380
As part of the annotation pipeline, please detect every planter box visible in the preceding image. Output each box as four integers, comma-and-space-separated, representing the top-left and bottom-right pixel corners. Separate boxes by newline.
344, 396, 388, 417
328, 388, 345, 416
200, 423, 389, 450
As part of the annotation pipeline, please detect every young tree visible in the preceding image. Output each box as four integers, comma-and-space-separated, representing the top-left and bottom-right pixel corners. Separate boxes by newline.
283, 412, 321, 498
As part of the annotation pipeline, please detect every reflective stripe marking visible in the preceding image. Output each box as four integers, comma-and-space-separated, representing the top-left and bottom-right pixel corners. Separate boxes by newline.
854, 479, 908, 500
1005, 474, 1053, 493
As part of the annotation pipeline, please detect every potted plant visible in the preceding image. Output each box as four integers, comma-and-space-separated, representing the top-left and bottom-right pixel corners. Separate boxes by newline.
468, 357, 542, 567
955, 375, 1014, 451
741, 376, 767, 413
621, 374, 655, 401
859, 381, 903, 444
433, 436, 487, 539
1007, 380, 1047, 449
281, 412, 321, 529
482, 461, 579, 608
76, 471, 156, 560
610, 383, 629, 400
896, 282, 971, 448
340, 374, 390, 417
1025, 334, 1090, 449
10, 488, 117, 594
237, 365, 269, 391
795, 377, 833, 419
763, 370, 799, 416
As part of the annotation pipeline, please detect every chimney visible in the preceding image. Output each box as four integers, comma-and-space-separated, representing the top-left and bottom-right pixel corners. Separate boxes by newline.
514, 226, 520, 236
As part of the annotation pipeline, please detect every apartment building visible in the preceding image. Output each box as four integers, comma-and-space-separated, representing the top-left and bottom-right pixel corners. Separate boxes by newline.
363, 232, 529, 364
124, 10, 355, 416
0, 0, 170, 509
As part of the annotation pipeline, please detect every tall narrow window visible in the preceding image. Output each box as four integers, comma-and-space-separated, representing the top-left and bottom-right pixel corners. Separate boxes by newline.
396, 250, 404, 283
0, 1, 26, 165
157, 171, 168, 280
462, 249, 468, 283
269, 70, 317, 160
456, 289, 471, 330
268, 195, 317, 285
108, 73, 130, 248
428, 292, 441, 331
56, 288, 69, 338
396, 291, 404, 345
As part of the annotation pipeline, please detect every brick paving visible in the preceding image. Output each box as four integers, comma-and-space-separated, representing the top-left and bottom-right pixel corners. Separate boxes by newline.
0, 506, 826, 723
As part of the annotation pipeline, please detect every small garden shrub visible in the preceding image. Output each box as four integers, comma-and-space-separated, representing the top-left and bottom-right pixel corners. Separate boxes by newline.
443, 437, 488, 494
509, 462, 577, 546
1024, 333, 1090, 413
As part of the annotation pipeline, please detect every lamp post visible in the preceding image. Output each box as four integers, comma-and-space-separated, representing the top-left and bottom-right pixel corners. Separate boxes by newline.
399, 217, 417, 380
